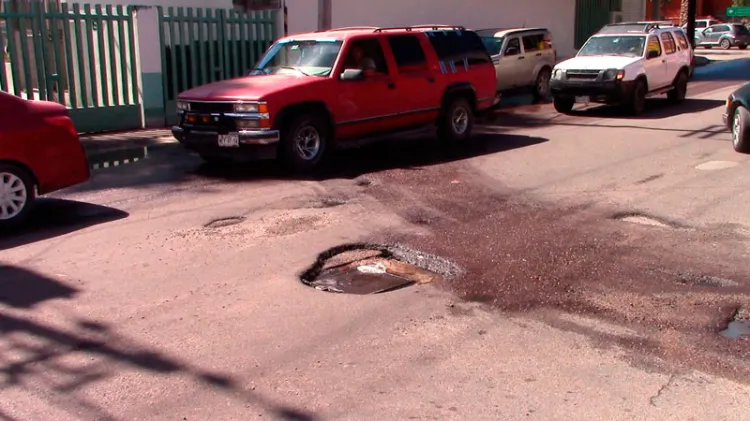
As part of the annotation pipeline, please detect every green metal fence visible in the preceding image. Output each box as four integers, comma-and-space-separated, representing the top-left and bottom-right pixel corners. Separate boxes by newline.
158, 6, 277, 125
574, 0, 621, 49
0, 1, 140, 132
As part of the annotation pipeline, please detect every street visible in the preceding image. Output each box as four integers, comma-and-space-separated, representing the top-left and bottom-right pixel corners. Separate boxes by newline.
2, 59, 750, 421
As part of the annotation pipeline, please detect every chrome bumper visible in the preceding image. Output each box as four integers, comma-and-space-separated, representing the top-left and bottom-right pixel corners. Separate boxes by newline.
171, 126, 280, 145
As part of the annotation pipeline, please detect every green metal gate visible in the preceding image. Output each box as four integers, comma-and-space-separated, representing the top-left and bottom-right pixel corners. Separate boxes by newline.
574, 0, 622, 48
0, 1, 140, 133
158, 6, 277, 125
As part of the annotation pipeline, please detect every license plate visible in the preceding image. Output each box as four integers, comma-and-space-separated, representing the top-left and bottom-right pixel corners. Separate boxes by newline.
575, 96, 590, 103
218, 133, 239, 147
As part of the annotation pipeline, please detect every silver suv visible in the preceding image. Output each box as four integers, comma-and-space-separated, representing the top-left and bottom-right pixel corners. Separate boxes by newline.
695, 23, 750, 50
476, 27, 556, 100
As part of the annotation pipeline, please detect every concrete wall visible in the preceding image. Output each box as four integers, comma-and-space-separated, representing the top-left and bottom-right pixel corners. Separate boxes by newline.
282, 0, 578, 58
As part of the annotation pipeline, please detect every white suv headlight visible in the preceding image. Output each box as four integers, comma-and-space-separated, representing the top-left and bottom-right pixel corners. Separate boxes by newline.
552, 69, 564, 79
176, 101, 190, 111
603, 69, 625, 80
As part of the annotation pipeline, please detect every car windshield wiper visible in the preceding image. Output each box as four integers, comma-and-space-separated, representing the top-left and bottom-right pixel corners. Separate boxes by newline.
279, 66, 311, 76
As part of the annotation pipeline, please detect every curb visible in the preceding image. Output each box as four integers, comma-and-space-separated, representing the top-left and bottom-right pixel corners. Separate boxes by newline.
85, 141, 180, 171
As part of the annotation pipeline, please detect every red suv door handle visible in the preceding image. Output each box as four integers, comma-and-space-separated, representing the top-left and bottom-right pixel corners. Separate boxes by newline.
387, 82, 395, 89
427, 76, 435, 83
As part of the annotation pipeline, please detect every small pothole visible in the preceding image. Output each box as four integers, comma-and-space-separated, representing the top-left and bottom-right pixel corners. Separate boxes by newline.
612, 212, 684, 229
677, 273, 739, 288
355, 177, 374, 186
204, 216, 246, 229
720, 306, 750, 339
299, 243, 462, 294
310, 197, 348, 208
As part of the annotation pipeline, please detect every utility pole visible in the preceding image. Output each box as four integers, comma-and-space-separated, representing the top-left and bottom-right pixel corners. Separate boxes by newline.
686, 0, 697, 48
317, 0, 331, 31
651, 0, 660, 20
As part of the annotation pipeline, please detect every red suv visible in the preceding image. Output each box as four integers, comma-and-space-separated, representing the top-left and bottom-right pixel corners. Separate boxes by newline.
172, 25, 497, 171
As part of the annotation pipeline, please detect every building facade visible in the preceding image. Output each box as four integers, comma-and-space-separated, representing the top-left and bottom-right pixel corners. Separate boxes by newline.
281, 0, 648, 59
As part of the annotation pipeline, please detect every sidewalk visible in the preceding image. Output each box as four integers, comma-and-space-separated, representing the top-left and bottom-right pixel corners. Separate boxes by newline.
80, 128, 178, 170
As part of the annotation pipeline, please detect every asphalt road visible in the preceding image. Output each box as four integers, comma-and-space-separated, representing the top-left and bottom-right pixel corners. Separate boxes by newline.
2, 60, 750, 421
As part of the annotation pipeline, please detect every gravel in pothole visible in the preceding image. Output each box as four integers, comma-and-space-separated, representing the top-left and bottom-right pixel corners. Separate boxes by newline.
362, 162, 750, 381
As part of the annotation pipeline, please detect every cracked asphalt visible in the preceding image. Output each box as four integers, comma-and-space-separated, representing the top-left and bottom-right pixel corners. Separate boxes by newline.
2, 59, 750, 420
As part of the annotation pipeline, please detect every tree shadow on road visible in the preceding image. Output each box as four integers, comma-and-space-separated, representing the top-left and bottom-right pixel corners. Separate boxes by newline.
0, 266, 317, 421
0, 199, 128, 251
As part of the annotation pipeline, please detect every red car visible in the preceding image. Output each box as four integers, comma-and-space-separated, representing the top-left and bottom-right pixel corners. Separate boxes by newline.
0, 91, 90, 228
173, 24, 497, 171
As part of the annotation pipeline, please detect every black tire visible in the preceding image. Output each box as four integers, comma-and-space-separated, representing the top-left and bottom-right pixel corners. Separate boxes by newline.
667, 71, 688, 104
629, 80, 647, 116
732, 106, 750, 154
720, 38, 732, 50
437, 97, 475, 144
0, 163, 36, 230
279, 114, 328, 172
553, 96, 574, 114
532, 67, 552, 101
739, 44, 748, 50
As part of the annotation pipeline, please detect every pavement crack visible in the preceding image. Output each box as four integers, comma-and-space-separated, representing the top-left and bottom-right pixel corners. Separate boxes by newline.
649, 373, 679, 407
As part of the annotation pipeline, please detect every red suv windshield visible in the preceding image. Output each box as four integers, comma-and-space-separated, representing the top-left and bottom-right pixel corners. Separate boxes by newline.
251, 39, 343, 77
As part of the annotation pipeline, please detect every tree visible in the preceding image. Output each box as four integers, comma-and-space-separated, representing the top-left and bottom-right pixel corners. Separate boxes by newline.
732, 0, 750, 7
679, 0, 688, 26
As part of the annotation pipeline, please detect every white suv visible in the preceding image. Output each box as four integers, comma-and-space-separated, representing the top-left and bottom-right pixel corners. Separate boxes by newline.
550, 24, 693, 115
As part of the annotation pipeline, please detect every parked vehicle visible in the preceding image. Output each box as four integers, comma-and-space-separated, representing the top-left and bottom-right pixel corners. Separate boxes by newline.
0, 91, 90, 228
682, 19, 721, 31
694, 23, 750, 49
475, 27, 556, 100
598, 22, 694, 77
723, 82, 750, 153
598, 21, 675, 34
173, 25, 497, 171
550, 25, 692, 115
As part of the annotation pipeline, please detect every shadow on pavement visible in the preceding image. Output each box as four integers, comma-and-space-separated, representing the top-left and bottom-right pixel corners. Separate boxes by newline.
0, 302, 317, 420
193, 132, 548, 182
568, 98, 726, 120
0, 265, 79, 309
0, 199, 128, 251
487, 97, 726, 128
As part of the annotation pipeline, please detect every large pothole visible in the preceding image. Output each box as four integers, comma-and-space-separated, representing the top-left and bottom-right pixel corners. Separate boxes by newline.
720, 306, 750, 339
299, 243, 461, 294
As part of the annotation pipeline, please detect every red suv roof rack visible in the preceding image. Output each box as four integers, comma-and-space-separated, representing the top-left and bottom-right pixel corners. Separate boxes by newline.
373, 24, 465, 33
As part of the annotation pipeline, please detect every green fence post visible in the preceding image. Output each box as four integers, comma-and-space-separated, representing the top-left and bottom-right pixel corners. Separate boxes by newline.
116, 5, 127, 104
196, 8, 206, 85
105, 5, 119, 105
71, 3, 88, 107
47, 0, 65, 105
60, 2, 77, 108
94, 4, 108, 106
30, 1, 48, 100
83, 3, 98, 106
16, 3, 34, 99
186, 8, 197, 89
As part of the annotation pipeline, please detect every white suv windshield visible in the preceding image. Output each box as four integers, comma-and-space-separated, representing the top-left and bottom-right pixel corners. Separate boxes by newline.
578, 35, 646, 57
252, 39, 343, 77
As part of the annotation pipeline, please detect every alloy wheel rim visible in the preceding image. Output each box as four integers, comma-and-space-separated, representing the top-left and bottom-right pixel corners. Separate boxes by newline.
452, 106, 469, 135
733, 111, 742, 146
295, 126, 321, 161
0, 172, 27, 220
